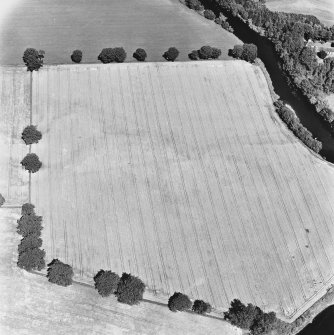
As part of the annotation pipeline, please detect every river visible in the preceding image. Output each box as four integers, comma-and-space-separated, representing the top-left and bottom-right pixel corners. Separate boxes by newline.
218, 9, 334, 163
217, 6, 334, 334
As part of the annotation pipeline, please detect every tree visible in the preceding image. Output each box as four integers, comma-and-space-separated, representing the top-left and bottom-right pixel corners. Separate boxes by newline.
250, 311, 281, 335
198, 46, 213, 59
18, 234, 43, 254
21, 203, 35, 216
230, 45, 244, 59
133, 48, 147, 62
115, 273, 145, 305
21, 153, 42, 173
211, 47, 222, 59
224, 299, 261, 330
21, 125, 42, 144
98, 47, 127, 63
185, 0, 204, 11
319, 107, 334, 122
17, 214, 43, 237
17, 247, 45, 271
94, 270, 120, 297
192, 299, 212, 314
23, 48, 43, 71
168, 292, 192, 312
163, 47, 179, 62
299, 47, 317, 70
47, 259, 74, 286
317, 50, 327, 59
0, 194, 5, 207
203, 9, 216, 20
71, 50, 83, 63
241, 44, 258, 62
188, 50, 199, 60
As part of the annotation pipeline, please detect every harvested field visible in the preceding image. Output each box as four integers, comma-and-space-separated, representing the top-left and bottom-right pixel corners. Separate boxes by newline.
266, 0, 334, 26
30, 60, 334, 321
0, 0, 240, 65
0, 208, 240, 335
0, 67, 30, 205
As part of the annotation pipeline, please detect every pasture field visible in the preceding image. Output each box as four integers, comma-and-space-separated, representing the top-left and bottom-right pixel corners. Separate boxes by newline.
0, 0, 240, 65
30, 60, 334, 321
0, 67, 30, 205
266, 0, 334, 26
0, 208, 240, 335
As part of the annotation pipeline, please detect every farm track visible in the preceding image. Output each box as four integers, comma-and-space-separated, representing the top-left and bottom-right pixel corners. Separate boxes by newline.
25, 61, 334, 322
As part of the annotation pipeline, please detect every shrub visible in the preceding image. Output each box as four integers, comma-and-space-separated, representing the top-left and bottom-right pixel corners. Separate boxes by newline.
23, 48, 43, 72
98, 47, 127, 63
188, 50, 199, 60
319, 107, 334, 122
21, 203, 35, 216
17, 247, 45, 271
133, 48, 147, 62
317, 50, 327, 59
20, 153, 42, 173
185, 0, 204, 11
18, 234, 43, 254
94, 269, 120, 297
211, 47, 222, 59
192, 299, 212, 314
163, 47, 179, 62
21, 125, 42, 144
221, 21, 234, 32
115, 273, 145, 305
224, 299, 261, 330
214, 17, 223, 25
0, 194, 5, 207
47, 259, 74, 286
198, 46, 213, 59
71, 50, 83, 63
203, 9, 216, 20
168, 292, 192, 312
17, 214, 43, 237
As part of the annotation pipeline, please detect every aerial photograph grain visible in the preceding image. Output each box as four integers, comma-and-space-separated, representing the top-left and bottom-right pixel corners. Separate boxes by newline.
1, 0, 334, 334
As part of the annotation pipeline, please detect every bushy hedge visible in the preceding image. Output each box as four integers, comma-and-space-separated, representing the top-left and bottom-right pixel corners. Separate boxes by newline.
185, 0, 204, 11
94, 269, 120, 297
17, 203, 45, 271
115, 273, 145, 305
230, 44, 257, 63
163, 47, 179, 62
133, 48, 147, 62
23, 48, 43, 72
17, 213, 43, 237
168, 292, 192, 312
47, 259, 74, 286
203, 9, 216, 20
71, 50, 83, 63
98, 47, 127, 63
188, 46, 221, 60
21, 125, 42, 145
20, 153, 42, 173
192, 299, 212, 314
17, 247, 45, 271
274, 100, 322, 153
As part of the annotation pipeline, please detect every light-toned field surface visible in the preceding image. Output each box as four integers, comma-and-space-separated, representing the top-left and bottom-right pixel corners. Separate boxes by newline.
0, 0, 240, 65
31, 61, 334, 322
0, 67, 30, 205
266, 0, 334, 26
0, 208, 240, 335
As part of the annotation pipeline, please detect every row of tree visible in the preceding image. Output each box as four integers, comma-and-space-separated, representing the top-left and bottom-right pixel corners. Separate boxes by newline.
21, 125, 42, 173
168, 292, 212, 314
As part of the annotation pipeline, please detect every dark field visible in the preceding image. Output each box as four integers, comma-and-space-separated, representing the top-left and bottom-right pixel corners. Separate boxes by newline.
0, 0, 240, 65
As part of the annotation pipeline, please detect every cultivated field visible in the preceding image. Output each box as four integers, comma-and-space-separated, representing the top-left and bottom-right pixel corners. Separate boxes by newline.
0, 67, 30, 205
30, 61, 334, 321
0, 208, 240, 335
266, 0, 334, 26
0, 0, 240, 65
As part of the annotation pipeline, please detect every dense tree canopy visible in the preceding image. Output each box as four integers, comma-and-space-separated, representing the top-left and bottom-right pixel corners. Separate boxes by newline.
94, 270, 120, 297
163, 47, 180, 62
71, 50, 83, 63
47, 259, 74, 286
23, 48, 43, 71
115, 273, 145, 305
133, 48, 147, 62
20, 153, 42, 173
21, 125, 42, 145
168, 292, 192, 312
